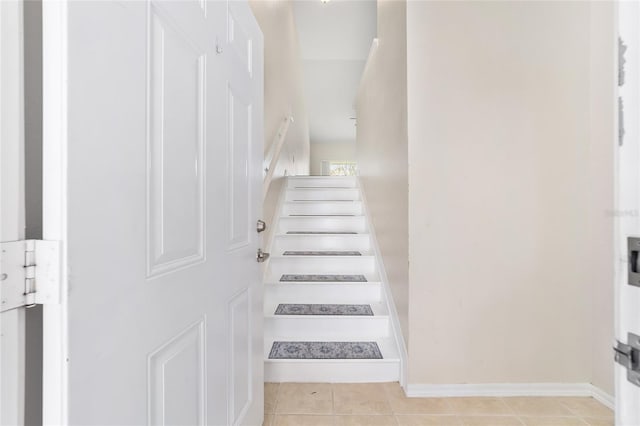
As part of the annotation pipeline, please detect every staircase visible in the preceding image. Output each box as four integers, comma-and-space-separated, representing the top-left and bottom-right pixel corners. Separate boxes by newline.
263, 176, 401, 382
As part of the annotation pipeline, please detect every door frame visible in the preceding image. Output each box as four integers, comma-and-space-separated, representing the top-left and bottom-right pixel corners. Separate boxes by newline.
0, 1, 26, 424
41, 1, 68, 423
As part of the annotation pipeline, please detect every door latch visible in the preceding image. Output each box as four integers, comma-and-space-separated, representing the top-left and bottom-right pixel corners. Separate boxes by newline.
257, 249, 270, 263
614, 332, 640, 387
257, 220, 267, 233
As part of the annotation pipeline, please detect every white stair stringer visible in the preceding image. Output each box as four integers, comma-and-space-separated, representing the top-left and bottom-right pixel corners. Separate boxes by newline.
263, 176, 403, 383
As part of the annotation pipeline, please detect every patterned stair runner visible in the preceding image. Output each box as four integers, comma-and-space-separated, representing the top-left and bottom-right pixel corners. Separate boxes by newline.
286, 231, 358, 235
274, 304, 373, 316
269, 341, 383, 359
283, 251, 361, 256
280, 274, 368, 283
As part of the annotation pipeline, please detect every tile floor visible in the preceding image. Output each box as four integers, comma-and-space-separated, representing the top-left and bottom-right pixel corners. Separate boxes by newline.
263, 383, 614, 426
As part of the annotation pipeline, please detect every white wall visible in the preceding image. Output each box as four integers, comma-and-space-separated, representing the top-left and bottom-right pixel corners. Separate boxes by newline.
588, 1, 615, 395
309, 142, 356, 176
249, 0, 310, 177
355, 0, 409, 342
405, 0, 614, 391
249, 0, 310, 242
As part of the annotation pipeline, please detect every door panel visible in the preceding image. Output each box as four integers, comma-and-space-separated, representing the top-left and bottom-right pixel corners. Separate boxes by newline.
147, 5, 206, 276
227, 84, 252, 250
42, 1, 264, 424
148, 319, 206, 426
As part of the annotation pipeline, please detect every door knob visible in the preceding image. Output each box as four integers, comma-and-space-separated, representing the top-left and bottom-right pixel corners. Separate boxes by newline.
257, 220, 267, 233
257, 249, 270, 263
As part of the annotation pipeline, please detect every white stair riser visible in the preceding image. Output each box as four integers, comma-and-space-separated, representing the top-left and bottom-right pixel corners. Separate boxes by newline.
273, 235, 371, 253
286, 189, 360, 201
269, 256, 376, 276
265, 361, 400, 383
287, 177, 357, 189
278, 217, 367, 233
283, 202, 363, 216
264, 284, 382, 305
266, 316, 390, 339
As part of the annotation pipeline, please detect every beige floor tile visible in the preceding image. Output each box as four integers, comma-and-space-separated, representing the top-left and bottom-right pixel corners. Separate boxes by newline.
395, 415, 461, 425
580, 418, 614, 426
265, 383, 280, 415
520, 417, 587, 426
274, 415, 335, 426
335, 415, 397, 426
275, 383, 333, 415
384, 383, 454, 415
263, 414, 275, 426
502, 398, 573, 416
459, 416, 523, 426
556, 398, 613, 418
333, 383, 393, 415
447, 397, 513, 415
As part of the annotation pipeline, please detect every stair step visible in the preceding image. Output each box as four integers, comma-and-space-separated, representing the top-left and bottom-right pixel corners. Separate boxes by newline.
264, 337, 400, 383
265, 315, 389, 339
283, 201, 363, 216
282, 251, 362, 256
279, 274, 368, 283
274, 234, 371, 254
286, 188, 360, 201
287, 176, 358, 189
279, 216, 367, 233
274, 304, 374, 316
264, 282, 382, 304
268, 341, 382, 359
286, 231, 359, 235
268, 256, 377, 281
289, 214, 356, 217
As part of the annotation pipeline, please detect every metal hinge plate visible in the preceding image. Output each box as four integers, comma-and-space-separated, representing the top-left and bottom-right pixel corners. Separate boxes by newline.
614, 332, 640, 388
0, 240, 61, 313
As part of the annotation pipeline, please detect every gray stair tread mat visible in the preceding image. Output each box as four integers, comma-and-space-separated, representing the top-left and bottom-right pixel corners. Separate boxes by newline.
274, 304, 373, 316
269, 341, 383, 359
279, 274, 368, 282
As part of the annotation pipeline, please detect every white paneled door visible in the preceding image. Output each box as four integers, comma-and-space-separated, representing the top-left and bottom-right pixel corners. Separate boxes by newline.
42, 1, 264, 424
616, 2, 640, 424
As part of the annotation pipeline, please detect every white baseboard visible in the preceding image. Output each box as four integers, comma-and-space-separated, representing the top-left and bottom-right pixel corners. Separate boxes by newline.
405, 383, 614, 410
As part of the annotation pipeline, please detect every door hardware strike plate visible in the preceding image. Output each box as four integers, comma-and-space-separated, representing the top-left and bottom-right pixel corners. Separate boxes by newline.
627, 237, 640, 287
614, 332, 640, 388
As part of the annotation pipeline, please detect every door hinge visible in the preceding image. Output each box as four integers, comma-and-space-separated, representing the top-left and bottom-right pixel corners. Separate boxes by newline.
0, 240, 61, 313
614, 333, 640, 388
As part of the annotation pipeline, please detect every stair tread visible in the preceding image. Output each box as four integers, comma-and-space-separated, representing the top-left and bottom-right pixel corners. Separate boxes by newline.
293, 186, 353, 189
288, 214, 356, 217
286, 231, 360, 235
282, 251, 362, 256
280, 274, 368, 283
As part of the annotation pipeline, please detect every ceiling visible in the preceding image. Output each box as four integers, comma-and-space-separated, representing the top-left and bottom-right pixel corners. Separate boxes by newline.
293, 0, 377, 144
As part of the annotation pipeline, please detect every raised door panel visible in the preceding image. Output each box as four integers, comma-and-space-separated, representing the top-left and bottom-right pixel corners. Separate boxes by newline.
147, 7, 206, 277
228, 290, 252, 425
148, 319, 206, 426
226, 84, 252, 251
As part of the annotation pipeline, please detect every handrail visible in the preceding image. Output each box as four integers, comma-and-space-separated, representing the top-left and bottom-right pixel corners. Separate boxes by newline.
263, 115, 293, 199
